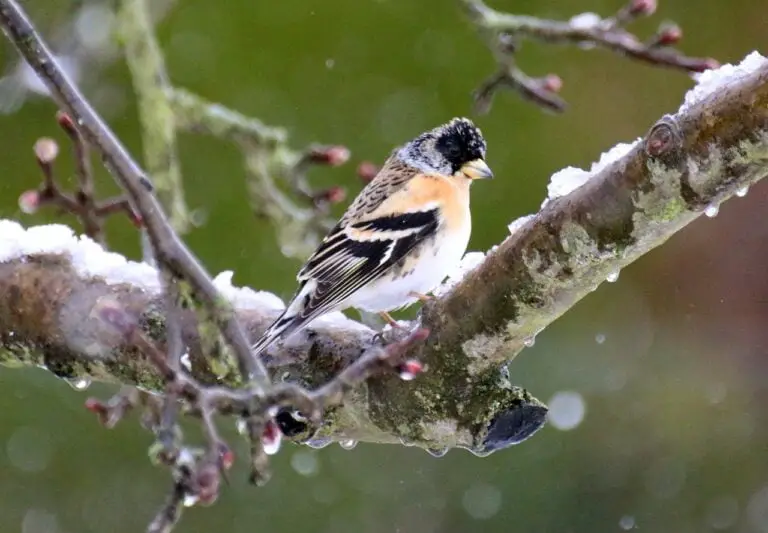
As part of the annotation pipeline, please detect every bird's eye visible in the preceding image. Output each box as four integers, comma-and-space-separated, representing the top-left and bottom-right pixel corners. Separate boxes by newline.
446, 144, 461, 159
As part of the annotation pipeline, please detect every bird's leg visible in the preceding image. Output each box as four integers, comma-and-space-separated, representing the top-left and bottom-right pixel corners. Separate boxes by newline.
379, 311, 405, 330
408, 291, 434, 303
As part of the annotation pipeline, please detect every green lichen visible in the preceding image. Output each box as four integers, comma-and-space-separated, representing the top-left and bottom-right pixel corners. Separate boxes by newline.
633, 160, 687, 225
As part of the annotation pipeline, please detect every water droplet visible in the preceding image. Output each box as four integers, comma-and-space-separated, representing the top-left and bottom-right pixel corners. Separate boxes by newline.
707, 496, 739, 530
705, 204, 720, 218
606, 270, 620, 283
619, 515, 636, 530
235, 418, 248, 435
325, 58, 335, 69
67, 377, 91, 391
22, 508, 58, 533
523, 336, 536, 348
305, 437, 332, 449
7, 426, 52, 472
595, 333, 606, 344
183, 494, 198, 507
736, 185, 749, 197
339, 439, 358, 450
548, 391, 586, 431
426, 447, 448, 457
462, 483, 502, 519
290, 450, 319, 476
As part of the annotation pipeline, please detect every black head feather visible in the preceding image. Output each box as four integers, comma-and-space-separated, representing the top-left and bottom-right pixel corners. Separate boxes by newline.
397, 117, 488, 176
434, 118, 487, 174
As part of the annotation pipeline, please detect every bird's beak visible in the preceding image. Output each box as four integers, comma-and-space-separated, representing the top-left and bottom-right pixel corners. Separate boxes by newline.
460, 159, 493, 180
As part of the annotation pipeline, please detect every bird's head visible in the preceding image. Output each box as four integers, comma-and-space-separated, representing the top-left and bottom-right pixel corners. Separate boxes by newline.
397, 117, 493, 181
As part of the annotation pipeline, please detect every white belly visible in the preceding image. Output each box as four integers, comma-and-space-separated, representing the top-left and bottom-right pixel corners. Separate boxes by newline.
344, 221, 471, 313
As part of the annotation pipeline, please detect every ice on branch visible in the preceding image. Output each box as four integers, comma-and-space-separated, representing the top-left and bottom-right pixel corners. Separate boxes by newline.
681, 51, 768, 114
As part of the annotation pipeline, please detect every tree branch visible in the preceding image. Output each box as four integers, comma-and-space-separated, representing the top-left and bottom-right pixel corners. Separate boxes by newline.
0, 0, 271, 391
167, 88, 350, 260
462, 0, 718, 112
3, 52, 767, 453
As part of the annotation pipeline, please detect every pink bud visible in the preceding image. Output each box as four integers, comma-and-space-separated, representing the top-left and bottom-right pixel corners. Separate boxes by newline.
261, 419, 282, 455
398, 359, 424, 381
629, 0, 656, 16
542, 74, 563, 93
18, 190, 40, 214
357, 161, 379, 183
310, 145, 350, 166
56, 110, 77, 135
33, 137, 59, 163
657, 24, 682, 45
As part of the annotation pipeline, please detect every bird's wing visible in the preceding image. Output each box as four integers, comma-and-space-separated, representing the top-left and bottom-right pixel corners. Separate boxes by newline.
290, 170, 448, 324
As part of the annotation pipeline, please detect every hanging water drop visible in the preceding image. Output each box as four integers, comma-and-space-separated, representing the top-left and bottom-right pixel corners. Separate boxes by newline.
339, 439, 358, 450
704, 204, 719, 218
236, 418, 248, 435
606, 270, 620, 283
468, 448, 493, 458
595, 333, 606, 344
523, 336, 536, 348
182, 494, 199, 508
305, 437, 332, 449
426, 447, 448, 458
736, 185, 749, 197
67, 377, 91, 391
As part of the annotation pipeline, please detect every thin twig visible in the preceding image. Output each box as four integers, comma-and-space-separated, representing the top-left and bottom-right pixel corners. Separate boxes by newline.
20, 118, 141, 245
0, 0, 271, 390
167, 88, 350, 260
461, 0, 718, 112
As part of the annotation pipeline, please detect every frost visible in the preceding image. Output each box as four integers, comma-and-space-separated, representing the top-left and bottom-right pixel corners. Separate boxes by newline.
569, 12, 601, 30
507, 214, 535, 236
681, 51, 767, 114
543, 140, 639, 206
433, 251, 485, 297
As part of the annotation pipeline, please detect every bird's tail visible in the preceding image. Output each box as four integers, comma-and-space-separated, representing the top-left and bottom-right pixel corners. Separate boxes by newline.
251, 311, 305, 357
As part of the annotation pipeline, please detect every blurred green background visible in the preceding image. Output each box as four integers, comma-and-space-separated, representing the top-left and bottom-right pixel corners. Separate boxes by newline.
1, 0, 767, 532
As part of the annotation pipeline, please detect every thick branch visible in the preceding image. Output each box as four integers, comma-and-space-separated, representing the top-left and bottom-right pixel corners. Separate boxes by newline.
3, 57, 768, 452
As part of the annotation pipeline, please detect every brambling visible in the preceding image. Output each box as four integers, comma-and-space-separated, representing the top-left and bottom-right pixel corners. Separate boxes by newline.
251, 117, 492, 356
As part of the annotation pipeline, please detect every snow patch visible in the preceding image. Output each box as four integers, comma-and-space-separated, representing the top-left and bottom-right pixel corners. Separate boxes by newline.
569, 12, 601, 30
507, 214, 535, 236
543, 140, 639, 206
433, 251, 486, 297
0, 220, 291, 314
680, 51, 767, 114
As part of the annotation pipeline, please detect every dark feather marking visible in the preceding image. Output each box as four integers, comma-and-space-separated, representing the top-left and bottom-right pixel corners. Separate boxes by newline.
350, 210, 437, 233
291, 210, 440, 323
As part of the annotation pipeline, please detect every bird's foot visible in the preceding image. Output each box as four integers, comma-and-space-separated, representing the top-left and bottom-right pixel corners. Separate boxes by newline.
379, 311, 406, 330
408, 291, 434, 303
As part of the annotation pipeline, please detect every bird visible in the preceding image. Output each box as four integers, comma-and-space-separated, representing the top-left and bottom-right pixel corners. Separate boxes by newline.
251, 117, 493, 357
